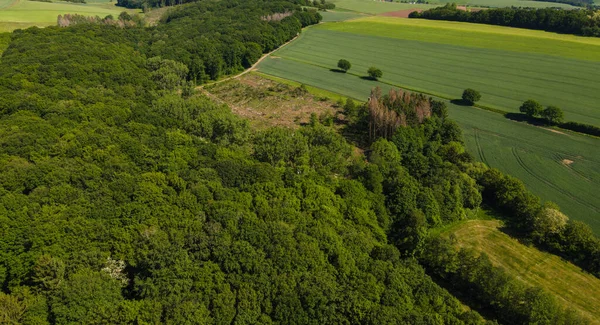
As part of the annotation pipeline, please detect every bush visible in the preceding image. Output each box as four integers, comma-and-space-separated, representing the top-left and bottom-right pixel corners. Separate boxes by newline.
541, 106, 564, 125
367, 67, 382, 80
337, 59, 351, 72
519, 99, 543, 117
462, 88, 481, 105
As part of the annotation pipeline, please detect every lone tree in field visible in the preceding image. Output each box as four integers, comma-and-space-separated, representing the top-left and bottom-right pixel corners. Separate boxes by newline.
337, 59, 351, 72
541, 106, 564, 125
519, 99, 543, 118
461, 88, 481, 105
367, 67, 383, 80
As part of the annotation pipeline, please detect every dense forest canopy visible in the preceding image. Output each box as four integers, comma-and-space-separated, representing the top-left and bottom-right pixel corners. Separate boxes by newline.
410, 4, 600, 37
0, 0, 599, 324
0, 21, 492, 324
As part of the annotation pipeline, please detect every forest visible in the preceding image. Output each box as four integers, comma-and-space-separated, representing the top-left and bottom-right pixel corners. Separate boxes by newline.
410, 4, 600, 37
0, 0, 599, 324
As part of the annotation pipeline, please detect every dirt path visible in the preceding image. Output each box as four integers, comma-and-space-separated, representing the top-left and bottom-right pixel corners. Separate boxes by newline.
198, 31, 301, 89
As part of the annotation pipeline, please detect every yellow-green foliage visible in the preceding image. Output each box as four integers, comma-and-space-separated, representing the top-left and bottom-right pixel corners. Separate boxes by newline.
320, 17, 600, 61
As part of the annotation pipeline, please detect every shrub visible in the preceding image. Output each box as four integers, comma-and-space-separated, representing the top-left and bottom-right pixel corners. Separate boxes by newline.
367, 67, 382, 80
337, 59, 351, 72
462, 88, 481, 105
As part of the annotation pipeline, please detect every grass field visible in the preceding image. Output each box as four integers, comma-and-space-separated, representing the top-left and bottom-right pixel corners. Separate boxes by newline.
443, 220, 600, 322
257, 56, 600, 234
0, 0, 138, 32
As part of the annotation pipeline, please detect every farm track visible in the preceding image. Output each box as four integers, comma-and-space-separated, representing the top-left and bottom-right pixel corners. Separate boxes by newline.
473, 129, 488, 165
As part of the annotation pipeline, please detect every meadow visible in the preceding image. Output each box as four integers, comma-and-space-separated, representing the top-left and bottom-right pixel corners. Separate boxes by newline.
443, 220, 600, 323
257, 56, 600, 233
0, 0, 137, 32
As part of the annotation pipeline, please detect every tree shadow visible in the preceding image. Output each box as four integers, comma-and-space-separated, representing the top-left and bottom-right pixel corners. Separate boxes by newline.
329, 68, 347, 73
505, 113, 547, 126
359, 76, 377, 81
450, 99, 472, 106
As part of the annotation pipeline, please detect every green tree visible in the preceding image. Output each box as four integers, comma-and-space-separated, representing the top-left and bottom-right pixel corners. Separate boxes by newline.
541, 106, 564, 125
367, 67, 383, 80
519, 99, 543, 117
461, 88, 481, 105
337, 59, 351, 72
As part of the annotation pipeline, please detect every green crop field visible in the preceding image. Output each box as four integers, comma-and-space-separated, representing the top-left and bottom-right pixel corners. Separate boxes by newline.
257, 55, 600, 233
330, 0, 575, 14
0, 0, 137, 32
264, 20, 600, 127
443, 220, 600, 322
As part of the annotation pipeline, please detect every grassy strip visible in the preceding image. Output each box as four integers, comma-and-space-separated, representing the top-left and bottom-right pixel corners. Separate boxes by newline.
443, 220, 600, 323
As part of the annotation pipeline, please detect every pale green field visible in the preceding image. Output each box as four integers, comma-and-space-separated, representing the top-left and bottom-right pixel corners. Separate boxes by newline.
330, 0, 575, 14
0, 0, 138, 32
434, 0, 576, 7
321, 17, 600, 61
330, 0, 436, 14
319, 10, 365, 22
445, 220, 600, 323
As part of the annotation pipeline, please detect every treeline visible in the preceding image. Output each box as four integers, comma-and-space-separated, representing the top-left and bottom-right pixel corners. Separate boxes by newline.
421, 237, 590, 324
517, 99, 600, 137
533, 0, 596, 8
117, 0, 334, 11
150, 1, 320, 82
102, 0, 321, 83
410, 3, 600, 37
0, 23, 491, 324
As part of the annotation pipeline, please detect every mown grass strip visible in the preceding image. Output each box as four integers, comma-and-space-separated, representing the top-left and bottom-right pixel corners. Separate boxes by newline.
444, 220, 600, 323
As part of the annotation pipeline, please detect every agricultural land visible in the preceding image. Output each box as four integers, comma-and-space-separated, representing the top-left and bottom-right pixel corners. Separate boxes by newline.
330, 0, 576, 13
0, 0, 138, 32
442, 219, 600, 323
256, 16, 600, 233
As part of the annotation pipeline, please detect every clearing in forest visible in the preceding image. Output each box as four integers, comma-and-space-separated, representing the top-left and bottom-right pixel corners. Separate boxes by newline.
204, 73, 342, 130
443, 220, 600, 323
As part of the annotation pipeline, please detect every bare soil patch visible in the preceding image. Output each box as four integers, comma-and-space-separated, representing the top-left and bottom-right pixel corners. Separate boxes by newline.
545, 127, 567, 135
562, 159, 574, 166
380, 9, 421, 18
204, 74, 342, 130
